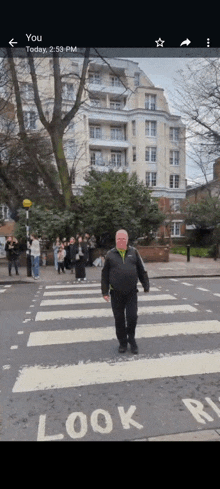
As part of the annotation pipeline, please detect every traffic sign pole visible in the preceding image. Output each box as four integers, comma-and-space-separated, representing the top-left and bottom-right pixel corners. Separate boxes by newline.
23, 200, 32, 277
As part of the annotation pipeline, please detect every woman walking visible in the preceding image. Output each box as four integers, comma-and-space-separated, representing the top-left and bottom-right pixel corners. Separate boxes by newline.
75, 235, 87, 282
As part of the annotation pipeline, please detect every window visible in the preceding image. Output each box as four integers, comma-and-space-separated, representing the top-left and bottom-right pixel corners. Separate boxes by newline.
22, 82, 33, 99
90, 98, 101, 107
89, 72, 101, 84
171, 222, 181, 237
132, 146, 136, 162
111, 127, 123, 140
62, 83, 74, 100
110, 100, 121, 110
71, 167, 76, 185
23, 111, 37, 130
145, 94, 156, 110
169, 198, 181, 212
90, 125, 101, 139
170, 174, 180, 188
111, 151, 122, 167
65, 140, 76, 159
19, 59, 29, 73
146, 172, 157, 187
132, 120, 136, 136
90, 151, 103, 166
170, 127, 180, 141
110, 75, 122, 87
145, 120, 157, 137
170, 150, 179, 165
145, 147, 157, 162
0, 205, 10, 221
134, 73, 140, 86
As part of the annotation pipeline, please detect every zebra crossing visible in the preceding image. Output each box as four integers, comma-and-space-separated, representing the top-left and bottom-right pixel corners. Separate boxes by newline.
0, 285, 12, 294
11, 280, 220, 394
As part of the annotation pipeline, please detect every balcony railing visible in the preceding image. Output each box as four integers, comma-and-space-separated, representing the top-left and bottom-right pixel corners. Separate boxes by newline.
89, 133, 127, 142
90, 159, 128, 168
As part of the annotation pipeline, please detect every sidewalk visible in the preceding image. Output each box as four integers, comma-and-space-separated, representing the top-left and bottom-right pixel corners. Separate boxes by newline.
1, 254, 220, 283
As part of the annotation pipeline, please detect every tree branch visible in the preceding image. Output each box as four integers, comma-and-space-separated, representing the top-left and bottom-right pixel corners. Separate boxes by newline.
27, 52, 50, 131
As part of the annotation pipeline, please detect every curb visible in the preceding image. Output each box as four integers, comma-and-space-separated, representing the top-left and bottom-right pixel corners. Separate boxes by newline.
1, 274, 220, 285
132, 429, 220, 441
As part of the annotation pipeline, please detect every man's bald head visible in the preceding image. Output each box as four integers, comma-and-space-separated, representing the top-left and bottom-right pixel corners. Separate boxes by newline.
115, 229, 128, 250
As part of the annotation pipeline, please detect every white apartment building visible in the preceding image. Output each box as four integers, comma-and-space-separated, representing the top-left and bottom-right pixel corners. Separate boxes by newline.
12, 56, 186, 210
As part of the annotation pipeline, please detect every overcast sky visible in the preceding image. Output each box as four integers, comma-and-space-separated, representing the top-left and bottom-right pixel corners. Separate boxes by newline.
128, 57, 203, 184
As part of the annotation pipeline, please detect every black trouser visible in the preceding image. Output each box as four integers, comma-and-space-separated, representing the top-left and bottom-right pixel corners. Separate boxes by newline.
110, 288, 138, 345
8, 259, 19, 274
58, 262, 65, 273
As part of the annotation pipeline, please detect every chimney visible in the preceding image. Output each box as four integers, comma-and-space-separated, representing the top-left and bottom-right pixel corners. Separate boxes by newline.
213, 158, 220, 181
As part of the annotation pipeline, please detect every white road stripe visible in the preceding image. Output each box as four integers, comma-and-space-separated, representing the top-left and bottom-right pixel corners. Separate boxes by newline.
44, 282, 144, 290
12, 349, 220, 393
196, 287, 210, 292
43, 287, 160, 296
181, 282, 193, 286
35, 304, 197, 321
45, 284, 102, 289
40, 294, 176, 307
214, 293, 220, 297
27, 320, 220, 347
0, 289, 6, 294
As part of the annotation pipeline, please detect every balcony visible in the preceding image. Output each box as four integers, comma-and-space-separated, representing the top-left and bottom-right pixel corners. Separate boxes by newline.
88, 79, 129, 96
90, 159, 129, 172
89, 133, 129, 149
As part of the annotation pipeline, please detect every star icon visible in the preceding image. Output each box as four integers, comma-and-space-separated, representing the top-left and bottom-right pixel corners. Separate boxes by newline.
155, 38, 165, 47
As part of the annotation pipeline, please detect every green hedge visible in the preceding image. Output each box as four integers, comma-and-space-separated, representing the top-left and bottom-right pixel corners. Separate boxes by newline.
171, 246, 214, 258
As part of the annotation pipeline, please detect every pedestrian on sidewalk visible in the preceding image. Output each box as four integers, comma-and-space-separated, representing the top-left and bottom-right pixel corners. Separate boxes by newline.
75, 235, 87, 281
5, 236, 20, 276
88, 234, 97, 266
57, 244, 66, 274
68, 237, 76, 274
30, 234, 40, 280
63, 238, 70, 270
101, 229, 150, 354
53, 237, 61, 271
83, 233, 89, 266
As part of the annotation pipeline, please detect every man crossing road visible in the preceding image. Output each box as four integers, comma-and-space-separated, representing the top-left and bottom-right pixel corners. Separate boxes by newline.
101, 229, 150, 354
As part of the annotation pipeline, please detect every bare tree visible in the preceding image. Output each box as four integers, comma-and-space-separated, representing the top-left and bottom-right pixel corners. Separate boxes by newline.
174, 58, 220, 186
5, 48, 90, 210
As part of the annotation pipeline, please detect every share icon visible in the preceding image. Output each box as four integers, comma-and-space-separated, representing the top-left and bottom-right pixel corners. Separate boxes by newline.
180, 38, 191, 47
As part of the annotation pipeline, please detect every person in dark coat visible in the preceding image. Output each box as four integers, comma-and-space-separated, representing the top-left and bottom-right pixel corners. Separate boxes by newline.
63, 239, 70, 270
101, 229, 150, 354
68, 237, 77, 274
5, 236, 20, 276
87, 234, 97, 266
75, 235, 87, 281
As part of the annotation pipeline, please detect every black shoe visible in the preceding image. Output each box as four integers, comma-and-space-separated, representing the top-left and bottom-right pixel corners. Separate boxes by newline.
128, 338, 138, 354
118, 343, 127, 353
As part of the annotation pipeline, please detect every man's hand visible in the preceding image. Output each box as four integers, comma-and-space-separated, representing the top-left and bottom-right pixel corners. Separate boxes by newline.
103, 295, 110, 302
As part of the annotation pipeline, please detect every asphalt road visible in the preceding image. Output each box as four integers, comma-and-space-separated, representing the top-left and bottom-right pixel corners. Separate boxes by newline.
1, 277, 220, 441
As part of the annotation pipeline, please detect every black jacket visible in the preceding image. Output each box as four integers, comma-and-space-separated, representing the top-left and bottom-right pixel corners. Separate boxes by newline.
5, 240, 19, 261
101, 246, 150, 295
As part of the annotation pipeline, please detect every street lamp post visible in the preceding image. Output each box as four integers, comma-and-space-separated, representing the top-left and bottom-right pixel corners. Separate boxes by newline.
23, 199, 32, 276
